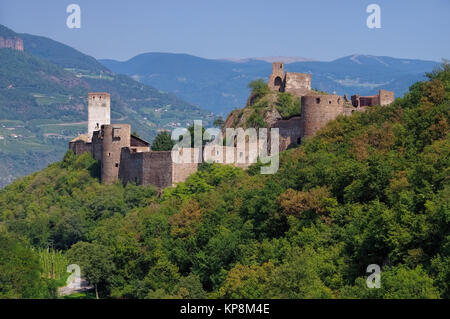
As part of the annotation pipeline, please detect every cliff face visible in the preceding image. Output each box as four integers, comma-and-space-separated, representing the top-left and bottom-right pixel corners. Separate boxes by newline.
0, 36, 24, 51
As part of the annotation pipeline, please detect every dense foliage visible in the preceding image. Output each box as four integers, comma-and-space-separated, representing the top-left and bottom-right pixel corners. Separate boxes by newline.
151, 131, 175, 151
0, 65, 449, 298
227, 79, 301, 129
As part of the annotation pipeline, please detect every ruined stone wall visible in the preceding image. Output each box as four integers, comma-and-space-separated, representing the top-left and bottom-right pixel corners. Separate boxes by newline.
378, 89, 394, 106
141, 151, 173, 188
101, 124, 131, 184
271, 116, 302, 151
118, 148, 144, 185
118, 148, 199, 188
88, 93, 110, 139
0, 37, 24, 51
172, 148, 200, 185
268, 62, 285, 91
204, 145, 237, 165
352, 90, 394, 108
91, 131, 103, 161
69, 141, 92, 155
284, 72, 311, 97
203, 143, 257, 170
301, 94, 344, 138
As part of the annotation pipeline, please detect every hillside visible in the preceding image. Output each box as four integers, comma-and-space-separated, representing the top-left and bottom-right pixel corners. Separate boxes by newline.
100, 52, 440, 115
0, 64, 448, 299
0, 25, 213, 187
223, 79, 302, 129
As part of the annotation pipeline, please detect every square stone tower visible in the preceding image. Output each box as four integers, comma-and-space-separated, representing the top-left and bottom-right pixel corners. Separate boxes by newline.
268, 62, 285, 92
88, 92, 110, 140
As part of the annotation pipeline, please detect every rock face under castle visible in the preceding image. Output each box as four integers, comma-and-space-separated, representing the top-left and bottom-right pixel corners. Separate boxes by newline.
69, 63, 394, 189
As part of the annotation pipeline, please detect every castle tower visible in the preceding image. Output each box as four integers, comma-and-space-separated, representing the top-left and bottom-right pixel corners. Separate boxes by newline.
378, 89, 395, 106
101, 124, 131, 184
268, 62, 285, 92
301, 94, 344, 138
88, 92, 110, 140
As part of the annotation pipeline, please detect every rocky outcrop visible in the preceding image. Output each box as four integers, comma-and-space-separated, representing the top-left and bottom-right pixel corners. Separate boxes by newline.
0, 36, 24, 51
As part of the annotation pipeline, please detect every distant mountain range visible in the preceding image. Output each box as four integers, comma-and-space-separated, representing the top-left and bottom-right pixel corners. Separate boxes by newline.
0, 25, 213, 187
101, 53, 440, 115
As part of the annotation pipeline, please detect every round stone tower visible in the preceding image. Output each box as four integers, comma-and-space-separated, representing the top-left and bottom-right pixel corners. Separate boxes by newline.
301, 94, 344, 138
101, 124, 131, 184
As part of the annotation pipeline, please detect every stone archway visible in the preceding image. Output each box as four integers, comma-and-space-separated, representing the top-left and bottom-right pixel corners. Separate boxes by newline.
274, 76, 283, 91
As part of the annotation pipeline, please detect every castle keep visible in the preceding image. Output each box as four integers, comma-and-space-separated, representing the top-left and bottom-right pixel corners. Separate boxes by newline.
70, 63, 394, 188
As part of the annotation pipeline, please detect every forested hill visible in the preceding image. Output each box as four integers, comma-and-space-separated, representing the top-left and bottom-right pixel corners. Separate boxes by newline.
0, 24, 213, 188
0, 65, 449, 299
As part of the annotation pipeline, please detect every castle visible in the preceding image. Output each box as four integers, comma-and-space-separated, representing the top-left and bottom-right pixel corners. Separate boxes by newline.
69, 93, 202, 188
69, 63, 394, 188
265, 62, 394, 149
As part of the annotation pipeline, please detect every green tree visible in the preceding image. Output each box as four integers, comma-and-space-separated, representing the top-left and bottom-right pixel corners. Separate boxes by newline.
66, 242, 115, 299
341, 266, 440, 299
151, 131, 175, 151
247, 79, 270, 104
0, 231, 52, 298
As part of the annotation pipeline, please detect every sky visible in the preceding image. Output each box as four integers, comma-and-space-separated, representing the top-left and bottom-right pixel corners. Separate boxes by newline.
0, 0, 448, 62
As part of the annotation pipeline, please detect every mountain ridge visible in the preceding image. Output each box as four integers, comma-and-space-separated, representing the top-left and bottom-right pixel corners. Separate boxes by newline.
100, 53, 440, 115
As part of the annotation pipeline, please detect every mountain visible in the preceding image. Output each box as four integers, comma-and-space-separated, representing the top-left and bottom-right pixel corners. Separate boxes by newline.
1, 65, 448, 299
221, 56, 314, 63
100, 53, 440, 115
0, 25, 214, 187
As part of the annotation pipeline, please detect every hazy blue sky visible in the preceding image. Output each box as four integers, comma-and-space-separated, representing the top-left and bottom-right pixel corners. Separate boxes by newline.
0, 0, 448, 61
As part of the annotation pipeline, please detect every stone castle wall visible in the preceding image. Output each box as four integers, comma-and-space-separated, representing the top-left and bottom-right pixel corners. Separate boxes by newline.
267, 62, 311, 97
142, 151, 173, 188
118, 148, 143, 184
172, 148, 201, 184
92, 131, 103, 161
69, 140, 92, 155
379, 89, 395, 106
272, 116, 303, 150
119, 148, 200, 188
284, 72, 311, 96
